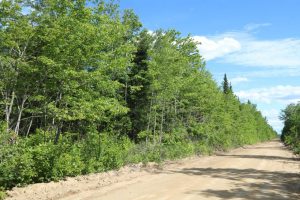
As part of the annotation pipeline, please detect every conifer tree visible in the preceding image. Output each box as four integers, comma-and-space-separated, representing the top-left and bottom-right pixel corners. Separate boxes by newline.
222, 74, 230, 94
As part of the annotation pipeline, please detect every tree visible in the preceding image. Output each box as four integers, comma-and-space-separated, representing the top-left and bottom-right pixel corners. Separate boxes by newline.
222, 74, 230, 94
281, 102, 300, 153
0, 0, 137, 137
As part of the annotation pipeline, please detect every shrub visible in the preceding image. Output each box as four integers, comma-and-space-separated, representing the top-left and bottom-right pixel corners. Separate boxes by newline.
0, 149, 36, 188
194, 141, 213, 155
0, 190, 6, 200
52, 151, 84, 179
31, 143, 56, 182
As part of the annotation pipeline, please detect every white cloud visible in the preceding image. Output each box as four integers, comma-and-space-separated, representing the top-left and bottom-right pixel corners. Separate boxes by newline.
230, 77, 249, 84
220, 68, 300, 79
192, 36, 241, 61
194, 24, 300, 134
244, 23, 271, 31
236, 85, 300, 104
147, 30, 155, 36
223, 38, 300, 68
261, 109, 283, 132
236, 85, 300, 133
193, 26, 300, 68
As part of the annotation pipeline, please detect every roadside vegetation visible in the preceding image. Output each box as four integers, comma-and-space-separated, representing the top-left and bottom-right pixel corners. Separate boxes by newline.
281, 102, 300, 154
0, 0, 276, 195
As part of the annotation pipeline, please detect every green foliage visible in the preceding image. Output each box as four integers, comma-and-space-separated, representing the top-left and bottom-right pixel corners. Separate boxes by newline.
161, 142, 194, 160
222, 73, 231, 94
0, 0, 277, 192
281, 102, 300, 153
52, 151, 84, 179
0, 130, 135, 189
194, 141, 214, 155
0, 190, 6, 200
98, 134, 132, 170
0, 144, 36, 188
30, 143, 56, 182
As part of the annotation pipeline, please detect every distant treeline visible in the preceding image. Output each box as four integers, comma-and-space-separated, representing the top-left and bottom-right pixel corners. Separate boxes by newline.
0, 0, 276, 191
281, 102, 300, 153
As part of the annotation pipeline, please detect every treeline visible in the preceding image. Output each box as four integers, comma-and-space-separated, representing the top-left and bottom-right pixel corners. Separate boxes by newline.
281, 102, 300, 153
0, 0, 276, 191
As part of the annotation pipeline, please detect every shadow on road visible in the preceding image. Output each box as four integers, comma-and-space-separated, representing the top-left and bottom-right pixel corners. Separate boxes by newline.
171, 167, 300, 200
242, 146, 285, 150
216, 154, 299, 162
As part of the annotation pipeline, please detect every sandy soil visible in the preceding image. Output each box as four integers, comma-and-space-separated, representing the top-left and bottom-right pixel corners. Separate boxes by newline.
6, 140, 300, 200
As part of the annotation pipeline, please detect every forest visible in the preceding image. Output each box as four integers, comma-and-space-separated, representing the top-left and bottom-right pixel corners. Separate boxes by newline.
281, 102, 300, 153
0, 0, 276, 194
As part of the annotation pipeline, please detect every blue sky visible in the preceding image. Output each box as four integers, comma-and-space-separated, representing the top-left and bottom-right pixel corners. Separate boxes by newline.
120, 0, 300, 133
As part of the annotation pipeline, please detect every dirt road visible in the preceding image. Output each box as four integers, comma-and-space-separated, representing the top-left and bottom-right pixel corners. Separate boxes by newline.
7, 140, 300, 200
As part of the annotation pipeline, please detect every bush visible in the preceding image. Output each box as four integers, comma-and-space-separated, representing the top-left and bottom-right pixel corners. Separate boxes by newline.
100, 134, 132, 170
52, 151, 84, 179
194, 141, 213, 155
31, 143, 56, 182
161, 142, 194, 160
0, 148, 36, 188
0, 126, 276, 191
0, 190, 6, 200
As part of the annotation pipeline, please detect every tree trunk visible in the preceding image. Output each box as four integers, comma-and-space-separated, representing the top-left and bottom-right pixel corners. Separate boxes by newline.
146, 98, 153, 132
159, 100, 165, 144
26, 117, 33, 137
14, 95, 27, 135
5, 91, 15, 133
153, 107, 157, 145
54, 122, 62, 144
146, 98, 153, 145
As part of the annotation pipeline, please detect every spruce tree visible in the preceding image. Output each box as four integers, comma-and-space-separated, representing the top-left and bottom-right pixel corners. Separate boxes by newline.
222, 74, 230, 94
